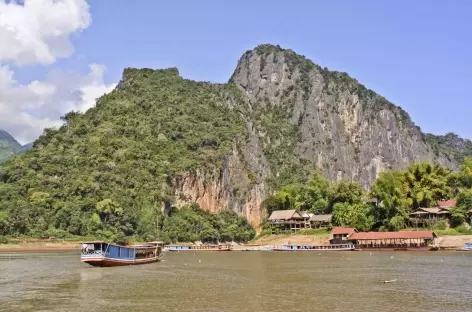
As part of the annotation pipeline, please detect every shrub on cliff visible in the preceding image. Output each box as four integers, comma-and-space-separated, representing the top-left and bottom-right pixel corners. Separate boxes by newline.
160, 204, 255, 244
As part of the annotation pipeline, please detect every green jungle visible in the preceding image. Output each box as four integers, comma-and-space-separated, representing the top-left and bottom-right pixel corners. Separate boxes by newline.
262, 159, 472, 234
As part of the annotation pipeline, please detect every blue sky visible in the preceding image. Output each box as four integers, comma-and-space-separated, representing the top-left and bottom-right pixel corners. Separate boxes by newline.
2, 0, 471, 142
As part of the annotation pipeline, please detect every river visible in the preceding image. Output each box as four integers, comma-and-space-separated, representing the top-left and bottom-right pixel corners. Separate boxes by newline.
1, 251, 471, 312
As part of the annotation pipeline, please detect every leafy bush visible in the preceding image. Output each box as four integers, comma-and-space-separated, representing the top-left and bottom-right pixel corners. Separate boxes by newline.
0, 235, 8, 244
431, 220, 448, 231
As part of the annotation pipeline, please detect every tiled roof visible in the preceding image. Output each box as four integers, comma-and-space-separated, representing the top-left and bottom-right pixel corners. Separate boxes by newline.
438, 200, 457, 208
349, 230, 436, 240
332, 227, 357, 235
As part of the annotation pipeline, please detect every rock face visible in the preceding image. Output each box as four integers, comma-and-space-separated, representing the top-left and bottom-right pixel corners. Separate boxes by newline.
230, 45, 457, 187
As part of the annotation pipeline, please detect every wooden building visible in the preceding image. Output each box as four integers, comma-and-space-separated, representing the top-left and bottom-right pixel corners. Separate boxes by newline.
267, 210, 310, 233
309, 214, 332, 229
330, 227, 357, 245
409, 200, 458, 226
349, 231, 436, 250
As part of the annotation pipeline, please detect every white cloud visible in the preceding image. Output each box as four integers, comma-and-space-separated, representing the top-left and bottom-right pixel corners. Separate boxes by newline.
0, 0, 91, 66
0, 0, 117, 144
0, 64, 116, 144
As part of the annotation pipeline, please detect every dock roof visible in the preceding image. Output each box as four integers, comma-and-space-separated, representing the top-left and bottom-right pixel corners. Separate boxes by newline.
349, 230, 436, 240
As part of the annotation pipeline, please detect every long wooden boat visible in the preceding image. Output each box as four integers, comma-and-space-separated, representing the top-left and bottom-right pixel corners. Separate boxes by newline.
164, 244, 232, 251
80, 241, 164, 267
355, 246, 433, 251
273, 244, 355, 251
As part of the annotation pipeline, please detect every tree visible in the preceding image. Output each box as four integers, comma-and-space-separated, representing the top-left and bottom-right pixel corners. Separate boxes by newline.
262, 184, 303, 214
303, 170, 330, 213
370, 171, 409, 228
460, 157, 472, 188
96, 199, 123, 222
330, 180, 364, 207
453, 189, 472, 226
332, 202, 374, 232
404, 162, 451, 209
0, 211, 9, 236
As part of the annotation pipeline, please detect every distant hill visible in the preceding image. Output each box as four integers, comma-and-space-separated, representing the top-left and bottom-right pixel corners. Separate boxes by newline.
22, 142, 34, 150
0, 130, 24, 163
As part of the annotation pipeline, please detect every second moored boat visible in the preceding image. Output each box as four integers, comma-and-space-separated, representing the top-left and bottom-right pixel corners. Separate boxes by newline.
164, 244, 232, 251
273, 244, 355, 251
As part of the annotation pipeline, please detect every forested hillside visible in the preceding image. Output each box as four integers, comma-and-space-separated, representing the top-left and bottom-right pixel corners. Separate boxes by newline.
0, 68, 250, 241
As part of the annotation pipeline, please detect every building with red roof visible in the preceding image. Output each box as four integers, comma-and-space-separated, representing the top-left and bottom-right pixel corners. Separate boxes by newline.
330, 227, 357, 245
409, 200, 458, 227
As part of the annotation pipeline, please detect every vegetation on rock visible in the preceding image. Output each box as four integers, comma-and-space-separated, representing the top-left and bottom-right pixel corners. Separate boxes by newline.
160, 203, 255, 243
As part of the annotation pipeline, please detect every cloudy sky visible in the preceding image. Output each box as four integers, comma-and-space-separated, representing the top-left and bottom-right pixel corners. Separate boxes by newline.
0, 0, 471, 144
0, 0, 115, 144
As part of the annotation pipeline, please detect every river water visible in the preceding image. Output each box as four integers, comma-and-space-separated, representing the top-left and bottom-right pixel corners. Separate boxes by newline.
1, 251, 472, 312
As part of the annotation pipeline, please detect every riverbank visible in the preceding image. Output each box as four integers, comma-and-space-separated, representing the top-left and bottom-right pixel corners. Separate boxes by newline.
0, 239, 80, 252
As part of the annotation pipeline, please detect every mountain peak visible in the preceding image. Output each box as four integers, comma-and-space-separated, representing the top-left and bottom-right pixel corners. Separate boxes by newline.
0, 129, 24, 163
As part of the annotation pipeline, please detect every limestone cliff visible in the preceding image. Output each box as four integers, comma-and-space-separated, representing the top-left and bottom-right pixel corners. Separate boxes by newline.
172, 44, 470, 227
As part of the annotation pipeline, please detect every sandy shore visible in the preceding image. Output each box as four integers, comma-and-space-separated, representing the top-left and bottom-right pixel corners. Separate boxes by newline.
251, 234, 330, 246
0, 241, 80, 252
434, 235, 472, 250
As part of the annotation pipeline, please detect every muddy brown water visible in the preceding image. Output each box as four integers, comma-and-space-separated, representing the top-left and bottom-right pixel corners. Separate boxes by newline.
1, 251, 472, 312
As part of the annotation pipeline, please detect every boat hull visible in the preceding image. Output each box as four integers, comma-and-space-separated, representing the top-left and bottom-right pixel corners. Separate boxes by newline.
273, 248, 354, 252
355, 246, 433, 251
81, 256, 161, 267
165, 248, 232, 252
272, 244, 355, 252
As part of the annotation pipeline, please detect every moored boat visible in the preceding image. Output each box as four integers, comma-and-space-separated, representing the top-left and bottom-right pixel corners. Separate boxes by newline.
80, 241, 164, 267
273, 244, 355, 251
164, 244, 232, 251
